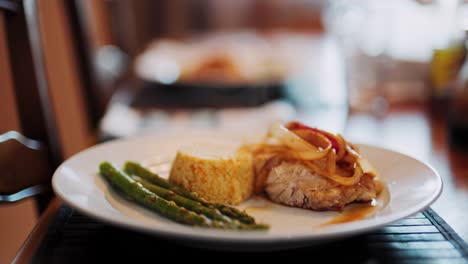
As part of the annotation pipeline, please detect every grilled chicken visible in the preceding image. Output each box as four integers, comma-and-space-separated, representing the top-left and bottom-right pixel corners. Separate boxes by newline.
264, 162, 377, 211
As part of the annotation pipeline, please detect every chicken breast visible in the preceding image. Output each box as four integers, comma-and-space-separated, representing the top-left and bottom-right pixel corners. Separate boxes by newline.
265, 162, 377, 211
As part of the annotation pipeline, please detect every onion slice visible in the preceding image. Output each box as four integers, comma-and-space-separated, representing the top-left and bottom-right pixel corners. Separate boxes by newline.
269, 123, 331, 160
326, 149, 337, 175
357, 157, 377, 177
335, 134, 346, 160
326, 165, 363, 186
304, 161, 363, 186
286, 121, 340, 153
258, 122, 377, 187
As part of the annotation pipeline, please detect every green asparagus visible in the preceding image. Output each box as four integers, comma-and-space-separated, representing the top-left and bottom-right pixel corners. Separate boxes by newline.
214, 204, 255, 225
133, 176, 228, 222
124, 161, 256, 224
99, 162, 209, 227
133, 176, 269, 230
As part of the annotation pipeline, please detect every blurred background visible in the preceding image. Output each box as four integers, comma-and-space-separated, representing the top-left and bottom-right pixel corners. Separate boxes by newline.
80, 0, 468, 136
2, 0, 468, 262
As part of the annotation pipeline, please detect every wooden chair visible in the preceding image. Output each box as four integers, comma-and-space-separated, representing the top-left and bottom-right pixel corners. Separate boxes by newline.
0, 0, 54, 212
0, 0, 117, 212
0, 1, 122, 261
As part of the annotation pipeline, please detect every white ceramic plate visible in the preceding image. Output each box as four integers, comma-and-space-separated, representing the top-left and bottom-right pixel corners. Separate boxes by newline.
52, 131, 442, 250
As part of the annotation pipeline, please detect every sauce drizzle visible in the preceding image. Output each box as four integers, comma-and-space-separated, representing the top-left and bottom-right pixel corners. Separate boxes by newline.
324, 200, 377, 225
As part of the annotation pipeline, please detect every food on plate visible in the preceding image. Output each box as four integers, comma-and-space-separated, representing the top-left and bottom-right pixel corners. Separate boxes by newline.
132, 177, 229, 222
99, 162, 208, 226
124, 161, 255, 224
99, 162, 267, 230
169, 145, 254, 205
134, 31, 315, 85
165, 121, 382, 212
98, 121, 383, 228
249, 121, 383, 211
181, 53, 245, 84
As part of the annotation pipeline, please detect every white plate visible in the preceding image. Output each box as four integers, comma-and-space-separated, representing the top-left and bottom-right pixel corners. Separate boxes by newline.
52, 131, 442, 250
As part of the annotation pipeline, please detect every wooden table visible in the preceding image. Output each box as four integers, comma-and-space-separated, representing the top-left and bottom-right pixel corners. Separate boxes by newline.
14, 104, 468, 263
345, 104, 468, 242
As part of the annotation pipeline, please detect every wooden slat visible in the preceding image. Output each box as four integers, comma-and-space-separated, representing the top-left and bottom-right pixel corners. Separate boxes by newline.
388, 218, 433, 226
73, 0, 116, 124
364, 233, 446, 243
0, 12, 21, 132
376, 226, 440, 234
399, 259, 468, 264
36, 0, 95, 158
79, 0, 113, 49
379, 248, 462, 259
406, 213, 426, 219
368, 241, 455, 250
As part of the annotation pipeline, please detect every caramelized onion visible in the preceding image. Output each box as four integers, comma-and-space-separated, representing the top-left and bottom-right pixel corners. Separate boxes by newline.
335, 134, 346, 160
251, 122, 378, 188
304, 161, 363, 186
293, 129, 332, 150
286, 122, 341, 152
357, 157, 377, 177
326, 149, 337, 175
342, 143, 360, 164
326, 164, 363, 186
348, 141, 360, 153
269, 123, 330, 160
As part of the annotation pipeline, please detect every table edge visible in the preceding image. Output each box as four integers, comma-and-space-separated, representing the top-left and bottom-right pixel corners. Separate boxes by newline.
12, 197, 63, 264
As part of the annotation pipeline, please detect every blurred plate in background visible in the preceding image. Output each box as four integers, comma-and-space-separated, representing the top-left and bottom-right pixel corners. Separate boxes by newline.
133, 31, 315, 108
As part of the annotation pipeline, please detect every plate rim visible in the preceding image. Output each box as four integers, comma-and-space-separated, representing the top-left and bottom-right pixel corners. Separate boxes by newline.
52, 135, 443, 244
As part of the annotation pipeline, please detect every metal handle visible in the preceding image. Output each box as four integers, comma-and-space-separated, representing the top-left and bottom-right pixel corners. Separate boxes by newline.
0, 131, 51, 202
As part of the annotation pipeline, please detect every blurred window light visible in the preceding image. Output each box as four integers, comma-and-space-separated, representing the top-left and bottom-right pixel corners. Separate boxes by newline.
324, 0, 467, 62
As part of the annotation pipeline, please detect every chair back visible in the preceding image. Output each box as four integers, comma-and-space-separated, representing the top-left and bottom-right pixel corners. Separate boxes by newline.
0, 0, 115, 211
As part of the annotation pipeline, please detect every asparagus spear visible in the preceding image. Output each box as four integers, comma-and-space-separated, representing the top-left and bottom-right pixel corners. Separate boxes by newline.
124, 161, 198, 199
124, 161, 256, 224
99, 162, 209, 227
99, 162, 268, 230
214, 205, 255, 225
134, 176, 269, 230
132, 176, 229, 222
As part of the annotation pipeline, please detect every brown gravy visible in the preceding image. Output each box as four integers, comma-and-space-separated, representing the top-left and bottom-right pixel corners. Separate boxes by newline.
324, 200, 377, 225
244, 204, 270, 213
